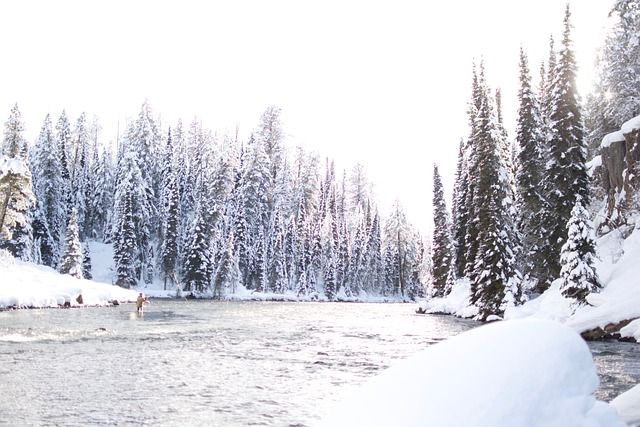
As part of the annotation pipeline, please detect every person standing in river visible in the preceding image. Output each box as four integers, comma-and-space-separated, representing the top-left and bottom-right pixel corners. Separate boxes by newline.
136, 293, 147, 314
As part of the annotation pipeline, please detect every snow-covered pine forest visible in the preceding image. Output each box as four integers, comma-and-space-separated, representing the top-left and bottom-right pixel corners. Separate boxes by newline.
0, 103, 426, 301
427, 2, 640, 322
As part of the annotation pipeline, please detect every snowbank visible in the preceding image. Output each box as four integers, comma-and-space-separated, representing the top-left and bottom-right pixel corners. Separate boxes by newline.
503, 225, 640, 337
416, 278, 478, 318
0, 252, 138, 309
611, 384, 640, 426
318, 319, 623, 427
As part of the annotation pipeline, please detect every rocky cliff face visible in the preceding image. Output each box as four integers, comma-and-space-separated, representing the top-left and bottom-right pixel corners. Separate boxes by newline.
598, 115, 640, 229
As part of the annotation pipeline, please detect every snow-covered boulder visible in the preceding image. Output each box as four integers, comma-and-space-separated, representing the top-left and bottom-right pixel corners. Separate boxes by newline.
318, 319, 624, 427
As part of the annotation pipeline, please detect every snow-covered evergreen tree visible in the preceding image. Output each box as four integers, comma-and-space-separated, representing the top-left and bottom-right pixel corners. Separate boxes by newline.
55, 111, 72, 206
515, 48, 547, 292
112, 149, 153, 286
30, 114, 66, 266
559, 196, 600, 305
431, 163, 452, 297
0, 104, 34, 260
82, 243, 92, 280
59, 208, 83, 279
601, 0, 640, 127
468, 68, 521, 320
450, 138, 468, 279
159, 133, 179, 290
183, 212, 211, 294
213, 233, 239, 299
541, 6, 589, 289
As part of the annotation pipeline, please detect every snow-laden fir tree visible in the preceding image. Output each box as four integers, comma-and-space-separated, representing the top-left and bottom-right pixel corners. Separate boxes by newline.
462, 65, 484, 279
559, 196, 600, 305
0, 104, 34, 260
514, 48, 547, 292
183, 210, 211, 294
384, 200, 417, 297
30, 114, 65, 266
468, 68, 521, 320
126, 102, 161, 279
363, 209, 383, 294
31, 201, 56, 266
114, 190, 137, 288
431, 163, 452, 297
213, 233, 240, 299
95, 148, 115, 241
324, 255, 337, 300
269, 211, 288, 294
601, 0, 640, 127
54, 111, 72, 202
82, 244, 92, 280
59, 208, 83, 279
450, 138, 468, 279
540, 5, 589, 289
159, 138, 179, 290
112, 149, 152, 286
70, 113, 90, 236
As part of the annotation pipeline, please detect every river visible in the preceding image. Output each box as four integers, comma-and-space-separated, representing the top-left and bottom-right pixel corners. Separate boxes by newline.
0, 301, 638, 426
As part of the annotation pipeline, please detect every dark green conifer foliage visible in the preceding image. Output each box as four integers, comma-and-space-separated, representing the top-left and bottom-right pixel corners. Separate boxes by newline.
431, 164, 452, 297
541, 5, 589, 289
515, 48, 547, 290
59, 209, 83, 279
559, 197, 600, 304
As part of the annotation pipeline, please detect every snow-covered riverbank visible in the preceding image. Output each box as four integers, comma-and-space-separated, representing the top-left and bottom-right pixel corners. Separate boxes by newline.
418, 224, 640, 340
0, 251, 138, 309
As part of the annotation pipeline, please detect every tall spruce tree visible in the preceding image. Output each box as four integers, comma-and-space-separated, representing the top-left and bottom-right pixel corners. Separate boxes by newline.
541, 5, 589, 289
59, 209, 83, 279
112, 149, 152, 286
159, 132, 179, 290
468, 69, 521, 320
450, 138, 468, 279
515, 48, 547, 291
431, 164, 452, 297
183, 211, 211, 294
30, 114, 65, 266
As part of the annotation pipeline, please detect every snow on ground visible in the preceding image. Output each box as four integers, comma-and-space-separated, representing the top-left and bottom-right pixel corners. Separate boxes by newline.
86, 240, 413, 302
510, 224, 640, 337
87, 240, 116, 286
0, 250, 138, 309
611, 384, 640, 426
318, 319, 624, 427
417, 278, 478, 318
420, 224, 640, 337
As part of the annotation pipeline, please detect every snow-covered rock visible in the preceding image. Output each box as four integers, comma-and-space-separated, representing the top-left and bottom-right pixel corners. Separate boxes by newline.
621, 114, 640, 135
318, 319, 624, 427
601, 130, 626, 148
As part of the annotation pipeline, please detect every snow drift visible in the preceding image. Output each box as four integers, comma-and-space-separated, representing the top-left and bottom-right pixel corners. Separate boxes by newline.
318, 319, 624, 427
0, 250, 138, 308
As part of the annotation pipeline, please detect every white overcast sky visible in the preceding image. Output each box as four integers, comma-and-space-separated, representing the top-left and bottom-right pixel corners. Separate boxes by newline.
0, 0, 613, 235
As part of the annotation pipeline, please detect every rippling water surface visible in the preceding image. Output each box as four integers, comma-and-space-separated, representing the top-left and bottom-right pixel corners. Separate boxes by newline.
0, 301, 637, 426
